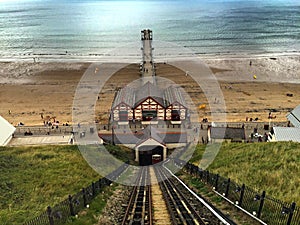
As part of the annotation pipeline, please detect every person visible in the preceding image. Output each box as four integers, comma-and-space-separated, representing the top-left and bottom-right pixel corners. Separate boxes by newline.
250, 60, 252, 66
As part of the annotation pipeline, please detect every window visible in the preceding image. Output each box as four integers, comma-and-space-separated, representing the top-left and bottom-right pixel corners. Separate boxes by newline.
119, 111, 128, 121
171, 110, 180, 121
142, 110, 157, 121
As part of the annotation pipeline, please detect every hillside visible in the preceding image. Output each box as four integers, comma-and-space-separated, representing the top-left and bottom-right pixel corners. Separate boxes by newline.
1, 142, 299, 224
190, 142, 300, 204
0, 145, 100, 224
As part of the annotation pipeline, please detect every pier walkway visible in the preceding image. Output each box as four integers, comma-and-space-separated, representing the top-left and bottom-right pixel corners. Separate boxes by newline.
141, 29, 155, 84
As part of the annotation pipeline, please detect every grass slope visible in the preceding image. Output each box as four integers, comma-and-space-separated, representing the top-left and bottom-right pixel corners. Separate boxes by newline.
190, 142, 300, 204
0, 145, 101, 224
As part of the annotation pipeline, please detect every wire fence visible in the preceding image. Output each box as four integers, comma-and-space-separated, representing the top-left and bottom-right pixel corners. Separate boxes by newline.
23, 162, 128, 225
180, 161, 299, 225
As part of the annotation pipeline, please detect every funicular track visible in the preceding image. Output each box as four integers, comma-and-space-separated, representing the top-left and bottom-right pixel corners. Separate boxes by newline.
121, 164, 236, 225
121, 167, 152, 225
154, 165, 236, 225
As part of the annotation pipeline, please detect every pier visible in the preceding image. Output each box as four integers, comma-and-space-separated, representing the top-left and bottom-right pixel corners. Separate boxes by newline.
141, 29, 156, 84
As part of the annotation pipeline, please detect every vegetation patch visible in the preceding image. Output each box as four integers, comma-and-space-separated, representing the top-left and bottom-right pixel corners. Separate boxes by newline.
0, 145, 100, 224
190, 142, 300, 204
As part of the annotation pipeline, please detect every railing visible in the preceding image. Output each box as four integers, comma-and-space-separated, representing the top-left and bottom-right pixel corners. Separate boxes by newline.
179, 161, 299, 225
14, 126, 73, 136
24, 162, 128, 225
14, 121, 289, 136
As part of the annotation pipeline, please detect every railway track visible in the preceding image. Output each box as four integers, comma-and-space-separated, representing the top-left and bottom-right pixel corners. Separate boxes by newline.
154, 165, 236, 225
121, 167, 152, 225
122, 165, 236, 225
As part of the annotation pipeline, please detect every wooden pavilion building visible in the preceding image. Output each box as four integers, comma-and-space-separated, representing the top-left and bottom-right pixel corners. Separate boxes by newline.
111, 81, 188, 125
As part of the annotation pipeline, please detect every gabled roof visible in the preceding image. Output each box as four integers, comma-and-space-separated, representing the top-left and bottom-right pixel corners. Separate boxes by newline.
112, 86, 135, 109
210, 127, 246, 140
135, 126, 164, 147
135, 82, 164, 107
273, 127, 300, 142
164, 85, 187, 108
287, 105, 300, 128
0, 115, 16, 146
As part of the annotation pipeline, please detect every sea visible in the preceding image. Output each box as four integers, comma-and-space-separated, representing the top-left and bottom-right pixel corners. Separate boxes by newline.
0, 0, 300, 61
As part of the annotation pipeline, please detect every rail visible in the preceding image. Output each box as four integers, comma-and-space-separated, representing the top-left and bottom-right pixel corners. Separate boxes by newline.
121, 167, 152, 225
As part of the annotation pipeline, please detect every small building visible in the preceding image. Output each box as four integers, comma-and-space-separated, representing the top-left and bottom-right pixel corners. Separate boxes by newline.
99, 126, 187, 166
111, 82, 188, 125
268, 127, 300, 142
0, 115, 16, 146
268, 105, 300, 143
135, 128, 167, 166
208, 127, 246, 143
286, 104, 300, 128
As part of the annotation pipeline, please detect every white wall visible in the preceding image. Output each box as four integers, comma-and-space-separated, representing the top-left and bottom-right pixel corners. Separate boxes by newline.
0, 116, 16, 146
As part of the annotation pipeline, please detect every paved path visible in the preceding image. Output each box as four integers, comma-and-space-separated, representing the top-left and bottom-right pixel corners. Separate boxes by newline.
141, 29, 155, 84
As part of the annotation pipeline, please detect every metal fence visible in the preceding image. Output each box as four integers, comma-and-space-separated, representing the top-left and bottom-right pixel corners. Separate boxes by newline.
14, 126, 73, 136
182, 162, 299, 225
24, 163, 128, 225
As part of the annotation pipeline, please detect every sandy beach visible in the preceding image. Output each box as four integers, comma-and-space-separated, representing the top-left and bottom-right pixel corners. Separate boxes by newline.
0, 55, 300, 126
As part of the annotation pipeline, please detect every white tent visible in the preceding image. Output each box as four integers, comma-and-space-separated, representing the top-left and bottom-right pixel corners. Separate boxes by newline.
0, 115, 16, 146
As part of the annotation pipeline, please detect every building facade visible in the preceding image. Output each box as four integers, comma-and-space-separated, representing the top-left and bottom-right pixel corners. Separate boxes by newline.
111, 82, 188, 124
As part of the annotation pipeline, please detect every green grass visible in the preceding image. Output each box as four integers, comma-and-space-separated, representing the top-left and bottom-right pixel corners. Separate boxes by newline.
190, 142, 300, 204
1, 141, 299, 224
0, 145, 101, 224
0, 143, 133, 224
65, 183, 118, 225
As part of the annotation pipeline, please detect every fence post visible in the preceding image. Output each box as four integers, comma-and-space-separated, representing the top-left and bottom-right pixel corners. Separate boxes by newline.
214, 174, 219, 191
68, 195, 75, 216
98, 178, 102, 189
47, 206, 54, 225
239, 184, 245, 207
225, 178, 230, 197
287, 202, 296, 225
188, 163, 192, 174
199, 169, 203, 179
82, 188, 87, 207
197, 168, 201, 178
257, 191, 266, 218
206, 171, 210, 184
92, 182, 96, 196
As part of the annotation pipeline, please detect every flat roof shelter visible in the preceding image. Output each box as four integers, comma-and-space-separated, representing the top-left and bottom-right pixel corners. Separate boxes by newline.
208, 127, 246, 143
0, 115, 16, 146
